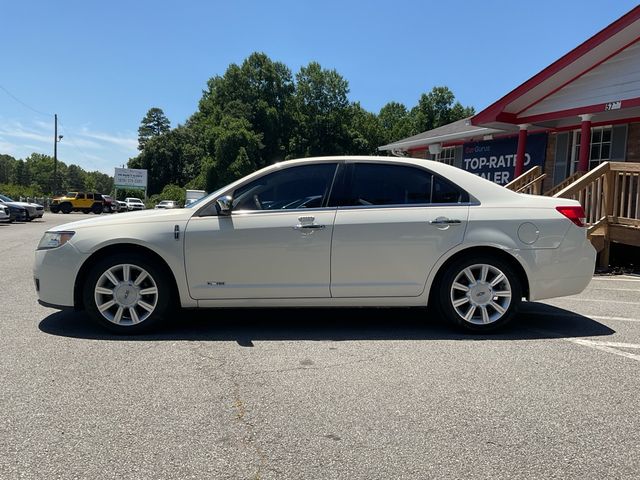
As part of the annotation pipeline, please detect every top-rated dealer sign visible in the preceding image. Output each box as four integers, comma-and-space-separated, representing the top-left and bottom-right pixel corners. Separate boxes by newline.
114, 168, 148, 189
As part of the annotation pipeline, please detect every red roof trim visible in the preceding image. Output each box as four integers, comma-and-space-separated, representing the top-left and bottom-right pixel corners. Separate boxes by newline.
472, 6, 640, 126
553, 117, 640, 132
515, 96, 640, 124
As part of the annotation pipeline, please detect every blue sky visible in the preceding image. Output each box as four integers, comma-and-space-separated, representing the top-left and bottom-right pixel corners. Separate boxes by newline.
1, 0, 638, 174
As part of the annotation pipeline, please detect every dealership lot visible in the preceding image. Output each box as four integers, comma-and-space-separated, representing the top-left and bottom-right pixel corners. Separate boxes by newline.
1, 214, 639, 479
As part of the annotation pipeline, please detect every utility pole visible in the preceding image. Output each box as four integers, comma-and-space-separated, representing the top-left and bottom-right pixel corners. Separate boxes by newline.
53, 114, 58, 194
52, 114, 63, 194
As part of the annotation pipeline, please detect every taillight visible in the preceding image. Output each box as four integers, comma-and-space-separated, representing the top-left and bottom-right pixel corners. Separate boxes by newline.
556, 206, 586, 227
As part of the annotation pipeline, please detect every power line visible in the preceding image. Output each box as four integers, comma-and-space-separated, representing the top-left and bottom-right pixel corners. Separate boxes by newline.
0, 84, 53, 117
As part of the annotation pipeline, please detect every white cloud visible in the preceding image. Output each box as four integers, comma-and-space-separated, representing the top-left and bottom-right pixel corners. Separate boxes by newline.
78, 128, 138, 151
0, 120, 138, 175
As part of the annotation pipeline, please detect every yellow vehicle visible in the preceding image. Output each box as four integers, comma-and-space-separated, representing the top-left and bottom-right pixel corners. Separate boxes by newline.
49, 192, 104, 214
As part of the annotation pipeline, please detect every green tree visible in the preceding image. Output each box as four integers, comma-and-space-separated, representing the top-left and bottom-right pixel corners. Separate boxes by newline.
411, 86, 475, 133
138, 107, 171, 150
12, 159, 30, 186
130, 125, 205, 195
0, 154, 16, 184
64, 164, 86, 191
157, 184, 186, 205
349, 103, 385, 155
85, 170, 114, 193
194, 52, 294, 168
379, 102, 414, 144
289, 61, 353, 157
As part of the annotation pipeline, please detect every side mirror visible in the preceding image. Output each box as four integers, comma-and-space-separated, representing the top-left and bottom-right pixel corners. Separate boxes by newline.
216, 195, 233, 216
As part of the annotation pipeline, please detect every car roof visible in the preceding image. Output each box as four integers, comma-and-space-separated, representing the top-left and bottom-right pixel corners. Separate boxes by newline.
219, 155, 518, 204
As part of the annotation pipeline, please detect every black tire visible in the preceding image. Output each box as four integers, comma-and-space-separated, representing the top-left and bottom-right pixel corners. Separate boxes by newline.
436, 255, 522, 333
50, 205, 60, 214
60, 202, 72, 214
83, 253, 172, 334
92, 203, 103, 214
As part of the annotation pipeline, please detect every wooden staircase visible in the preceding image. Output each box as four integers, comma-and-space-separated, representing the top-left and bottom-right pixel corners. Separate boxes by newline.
507, 162, 640, 267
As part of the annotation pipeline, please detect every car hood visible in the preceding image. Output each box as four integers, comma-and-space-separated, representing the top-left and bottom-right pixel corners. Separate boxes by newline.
7, 200, 39, 208
1, 201, 28, 210
50, 208, 194, 231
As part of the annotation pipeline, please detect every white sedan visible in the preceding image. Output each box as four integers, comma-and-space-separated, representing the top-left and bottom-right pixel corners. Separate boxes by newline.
34, 156, 595, 333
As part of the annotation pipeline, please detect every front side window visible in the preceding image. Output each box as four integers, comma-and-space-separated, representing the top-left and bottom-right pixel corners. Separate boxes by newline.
232, 163, 338, 211
340, 163, 468, 207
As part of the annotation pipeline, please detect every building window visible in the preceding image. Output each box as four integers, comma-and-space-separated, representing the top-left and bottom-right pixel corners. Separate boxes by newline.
569, 126, 612, 174
435, 147, 456, 165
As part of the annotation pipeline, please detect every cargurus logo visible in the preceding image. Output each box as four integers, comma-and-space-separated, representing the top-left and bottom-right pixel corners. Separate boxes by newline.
465, 145, 491, 154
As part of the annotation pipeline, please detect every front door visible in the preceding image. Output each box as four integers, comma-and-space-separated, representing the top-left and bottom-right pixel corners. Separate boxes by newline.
184, 163, 339, 300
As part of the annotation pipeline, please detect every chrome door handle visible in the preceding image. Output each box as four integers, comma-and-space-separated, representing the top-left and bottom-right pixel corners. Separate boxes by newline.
293, 224, 325, 230
429, 218, 462, 225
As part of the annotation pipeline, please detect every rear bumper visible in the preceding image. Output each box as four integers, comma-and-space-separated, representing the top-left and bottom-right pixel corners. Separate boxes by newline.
524, 227, 596, 301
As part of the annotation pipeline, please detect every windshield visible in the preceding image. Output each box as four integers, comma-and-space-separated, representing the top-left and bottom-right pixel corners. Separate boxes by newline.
0, 194, 13, 202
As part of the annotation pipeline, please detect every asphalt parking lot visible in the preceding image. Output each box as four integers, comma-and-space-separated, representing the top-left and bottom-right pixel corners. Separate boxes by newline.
1, 213, 639, 479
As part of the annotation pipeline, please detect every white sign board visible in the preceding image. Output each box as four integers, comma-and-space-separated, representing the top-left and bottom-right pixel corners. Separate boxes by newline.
114, 168, 147, 189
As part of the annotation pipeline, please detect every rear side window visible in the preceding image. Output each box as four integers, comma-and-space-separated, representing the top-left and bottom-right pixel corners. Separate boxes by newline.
76, 193, 85, 199
340, 163, 468, 206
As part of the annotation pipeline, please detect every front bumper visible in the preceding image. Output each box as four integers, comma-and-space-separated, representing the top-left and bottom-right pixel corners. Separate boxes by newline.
34, 242, 89, 308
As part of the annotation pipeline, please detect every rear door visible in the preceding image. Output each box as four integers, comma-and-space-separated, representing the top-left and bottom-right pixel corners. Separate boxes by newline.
330, 162, 470, 297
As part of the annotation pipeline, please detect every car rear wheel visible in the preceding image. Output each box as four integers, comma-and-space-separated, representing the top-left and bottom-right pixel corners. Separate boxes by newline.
83, 254, 171, 333
92, 203, 102, 214
437, 255, 522, 332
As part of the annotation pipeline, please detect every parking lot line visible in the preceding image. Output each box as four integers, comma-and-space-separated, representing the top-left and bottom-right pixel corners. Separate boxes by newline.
591, 276, 640, 283
567, 338, 640, 363
588, 287, 640, 292
589, 315, 640, 323
527, 311, 640, 323
569, 298, 640, 305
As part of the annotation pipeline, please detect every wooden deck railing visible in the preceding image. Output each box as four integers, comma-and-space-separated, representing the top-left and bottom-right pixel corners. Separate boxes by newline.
553, 162, 640, 226
504, 166, 545, 195
544, 171, 584, 196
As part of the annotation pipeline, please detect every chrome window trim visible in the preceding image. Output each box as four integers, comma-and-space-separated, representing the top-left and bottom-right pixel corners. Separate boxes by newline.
223, 201, 478, 216
335, 201, 479, 211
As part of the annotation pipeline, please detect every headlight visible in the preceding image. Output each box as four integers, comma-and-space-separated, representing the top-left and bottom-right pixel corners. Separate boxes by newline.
37, 231, 75, 250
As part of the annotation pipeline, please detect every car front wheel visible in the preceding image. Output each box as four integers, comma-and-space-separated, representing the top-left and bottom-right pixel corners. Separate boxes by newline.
83, 254, 171, 333
437, 255, 522, 332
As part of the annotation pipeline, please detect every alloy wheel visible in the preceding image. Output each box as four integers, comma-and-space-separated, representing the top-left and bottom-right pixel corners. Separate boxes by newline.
449, 263, 512, 325
93, 263, 159, 326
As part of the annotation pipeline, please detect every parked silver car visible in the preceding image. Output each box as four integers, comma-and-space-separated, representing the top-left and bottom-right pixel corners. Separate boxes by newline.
0, 194, 44, 220
0, 204, 10, 223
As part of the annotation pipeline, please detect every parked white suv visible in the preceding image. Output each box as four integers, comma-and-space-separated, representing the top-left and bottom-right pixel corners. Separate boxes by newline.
124, 198, 145, 211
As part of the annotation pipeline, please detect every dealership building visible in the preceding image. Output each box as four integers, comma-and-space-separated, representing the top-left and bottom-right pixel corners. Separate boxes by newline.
380, 6, 640, 193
